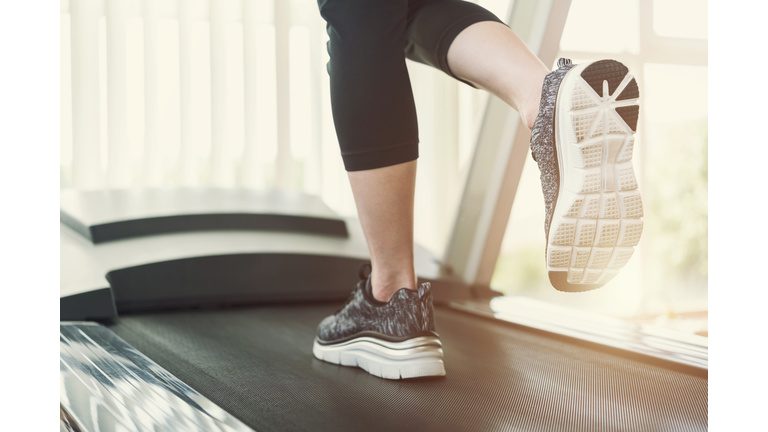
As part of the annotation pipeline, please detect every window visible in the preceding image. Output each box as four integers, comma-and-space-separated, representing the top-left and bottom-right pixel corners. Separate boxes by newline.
492, 0, 708, 336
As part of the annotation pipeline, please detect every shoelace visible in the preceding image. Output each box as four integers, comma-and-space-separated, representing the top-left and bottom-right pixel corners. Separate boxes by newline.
333, 262, 373, 315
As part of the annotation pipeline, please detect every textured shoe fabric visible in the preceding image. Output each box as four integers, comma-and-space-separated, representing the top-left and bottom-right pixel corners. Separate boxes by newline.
529, 58, 577, 246
530, 58, 643, 292
313, 267, 445, 379
316, 276, 437, 342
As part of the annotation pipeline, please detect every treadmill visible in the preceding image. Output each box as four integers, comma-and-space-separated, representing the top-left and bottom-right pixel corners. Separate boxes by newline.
60, 187, 707, 432
60, 1, 707, 430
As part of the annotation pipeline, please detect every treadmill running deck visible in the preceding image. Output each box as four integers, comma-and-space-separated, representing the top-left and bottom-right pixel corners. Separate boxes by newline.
109, 303, 707, 432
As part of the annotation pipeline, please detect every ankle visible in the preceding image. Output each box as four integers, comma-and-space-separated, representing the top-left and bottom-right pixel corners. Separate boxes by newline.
519, 96, 540, 131
371, 274, 417, 303
519, 72, 548, 131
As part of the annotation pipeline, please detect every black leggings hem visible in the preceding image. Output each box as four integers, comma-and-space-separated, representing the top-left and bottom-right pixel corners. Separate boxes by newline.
342, 141, 419, 171
434, 13, 507, 89
319, 0, 506, 171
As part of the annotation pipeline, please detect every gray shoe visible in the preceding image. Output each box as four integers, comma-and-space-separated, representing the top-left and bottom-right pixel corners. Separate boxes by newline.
530, 58, 643, 292
313, 265, 445, 379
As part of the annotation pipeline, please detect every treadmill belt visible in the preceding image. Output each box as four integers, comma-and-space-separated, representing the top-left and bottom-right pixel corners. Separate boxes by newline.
109, 304, 707, 432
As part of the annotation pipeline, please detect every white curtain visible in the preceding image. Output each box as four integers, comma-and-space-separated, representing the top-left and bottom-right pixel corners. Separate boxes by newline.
60, 0, 510, 256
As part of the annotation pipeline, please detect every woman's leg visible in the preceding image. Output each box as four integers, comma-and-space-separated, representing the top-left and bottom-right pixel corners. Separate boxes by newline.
404, 0, 548, 130
433, 9, 644, 291
347, 160, 417, 302
317, 0, 419, 302
446, 21, 550, 130
317, 0, 510, 301
313, 0, 525, 379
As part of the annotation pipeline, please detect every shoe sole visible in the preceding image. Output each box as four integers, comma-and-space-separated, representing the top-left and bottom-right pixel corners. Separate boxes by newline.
548, 59, 643, 292
312, 336, 446, 379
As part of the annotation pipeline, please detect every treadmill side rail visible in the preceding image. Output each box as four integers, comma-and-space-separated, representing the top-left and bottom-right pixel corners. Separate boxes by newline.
60, 322, 255, 432
60, 288, 117, 323
451, 296, 708, 375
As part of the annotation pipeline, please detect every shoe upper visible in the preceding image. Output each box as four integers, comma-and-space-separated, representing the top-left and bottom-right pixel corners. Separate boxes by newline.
316, 271, 437, 343
529, 58, 576, 243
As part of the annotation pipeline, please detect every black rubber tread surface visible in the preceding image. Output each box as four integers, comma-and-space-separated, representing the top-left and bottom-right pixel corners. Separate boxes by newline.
616, 105, 640, 131
110, 304, 707, 432
617, 78, 639, 101
581, 59, 629, 97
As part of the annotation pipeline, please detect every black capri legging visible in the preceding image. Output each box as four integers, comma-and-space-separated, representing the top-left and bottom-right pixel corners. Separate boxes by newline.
317, 0, 505, 171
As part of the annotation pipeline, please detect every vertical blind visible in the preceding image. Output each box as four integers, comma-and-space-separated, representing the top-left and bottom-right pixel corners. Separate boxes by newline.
60, 0, 509, 256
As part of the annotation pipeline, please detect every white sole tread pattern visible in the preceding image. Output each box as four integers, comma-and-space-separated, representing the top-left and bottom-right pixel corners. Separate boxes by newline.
548, 60, 643, 290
